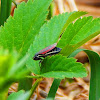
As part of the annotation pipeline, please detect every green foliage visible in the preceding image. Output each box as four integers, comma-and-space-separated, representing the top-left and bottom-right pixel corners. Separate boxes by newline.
27, 11, 87, 74
69, 49, 100, 100
0, 49, 18, 81
46, 79, 61, 100
0, 0, 52, 57
0, 0, 12, 25
0, 49, 17, 100
18, 78, 33, 91
0, 0, 54, 98
7, 90, 30, 100
58, 16, 100, 56
0, 0, 100, 99
7, 55, 29, 79
0, 49, 29, 92
8, 78, 42, 100
0, 49, 17, 77
47, 49, 100, 100
0, 49, 29, 100
39, 55, 87, 78
85, 51, 100, 100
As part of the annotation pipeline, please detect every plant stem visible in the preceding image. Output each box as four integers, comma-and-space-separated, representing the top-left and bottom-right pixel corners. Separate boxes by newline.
0, 0, 12, 25
29, 78, 43, 98
12, 0, 17, 7
46, 79, 61, 100
26, 75, 42, 79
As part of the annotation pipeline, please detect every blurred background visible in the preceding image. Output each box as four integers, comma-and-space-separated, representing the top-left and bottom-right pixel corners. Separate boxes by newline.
8, 0, 100, 100
13, 0, 100, 17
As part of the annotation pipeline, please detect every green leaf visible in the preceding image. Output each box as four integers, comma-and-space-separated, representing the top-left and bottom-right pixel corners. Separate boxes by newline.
0, 50, 29, 93
0, 0, 52, 57
10, 55, 31, 91
0, 50, 17, 94
7, 90, 30, 100
0, 0, 52, 92
18, 78, 32, 91
61, 11, 88, 33
0, 0, 12, 25
46, 79, 61, 100
7, 55, 29, 78
8, 78, 42, 100
39, 55, 87, 79
85, 51, 100, 100
69, 49, 100, 100
58, 17, 100, 56
47, 49, 100, 100
68, 49, 83, 58
0, 49, 19, 78
27, 11, 87, 74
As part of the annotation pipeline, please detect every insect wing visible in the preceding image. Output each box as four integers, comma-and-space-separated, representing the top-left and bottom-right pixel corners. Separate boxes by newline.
45, 47, 61, 56
37, 43, 57, 55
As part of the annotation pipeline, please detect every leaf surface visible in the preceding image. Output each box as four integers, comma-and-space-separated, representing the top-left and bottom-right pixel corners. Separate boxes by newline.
8, 55, 29, 78
0, 0, 52, 57
7, 90, 30, 100
39, 55, 87, 79
27, 11, 86, 74
69, 49, 100, 100
46, 49, 100, 100
58, 17, 100, 56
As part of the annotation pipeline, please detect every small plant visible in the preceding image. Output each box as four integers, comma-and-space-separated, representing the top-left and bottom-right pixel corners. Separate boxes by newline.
0, 0, 100, 100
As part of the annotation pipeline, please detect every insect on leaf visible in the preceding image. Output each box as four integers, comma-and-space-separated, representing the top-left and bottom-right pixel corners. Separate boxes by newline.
27, 11, 87, 74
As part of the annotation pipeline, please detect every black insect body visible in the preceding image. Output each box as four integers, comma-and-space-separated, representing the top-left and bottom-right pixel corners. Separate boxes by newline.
33, 43, 61, 61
